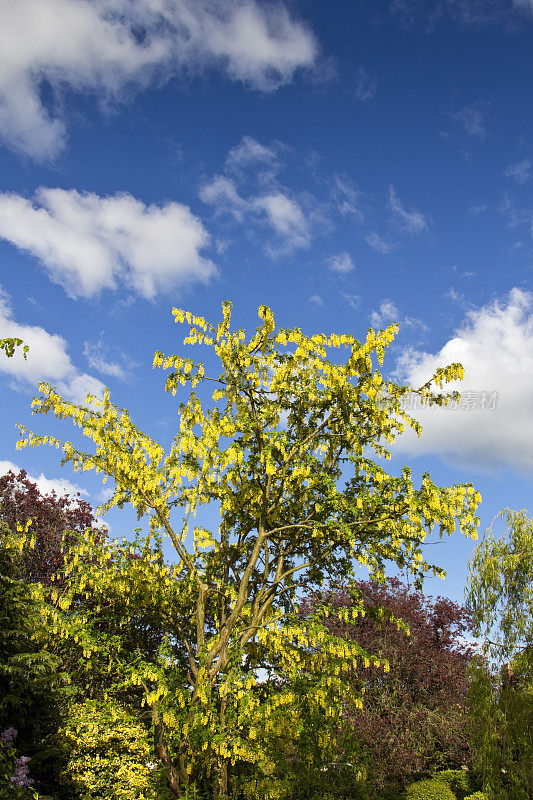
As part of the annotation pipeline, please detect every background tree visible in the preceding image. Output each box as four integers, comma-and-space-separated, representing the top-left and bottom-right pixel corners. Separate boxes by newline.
17, 301, 482, 800
0, 333, 66, 796
0, 468, 102, 585
0, 485, 180, 798
466, 508, 533, 800
0, 519, 65, 795
289, 577, 475, 793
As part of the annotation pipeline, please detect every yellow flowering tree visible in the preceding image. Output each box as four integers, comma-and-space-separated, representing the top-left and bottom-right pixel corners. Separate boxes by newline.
16, 302, 481, 799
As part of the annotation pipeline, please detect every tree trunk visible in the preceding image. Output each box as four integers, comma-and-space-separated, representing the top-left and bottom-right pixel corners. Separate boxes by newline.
212, 675, 230, 800
213, 758, 229, 800
154, 715, 183, 797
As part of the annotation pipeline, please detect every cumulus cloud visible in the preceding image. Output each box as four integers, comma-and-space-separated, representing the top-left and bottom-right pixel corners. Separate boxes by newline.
0, 459, 89, 498
504, 158, 531, 184
0, 0, 318, 160
0, 286, 105, 402
391, 288, 533, 475
389, 186, 428, 234
370, 299, 400, 329
200, 141, 315, 253
199, 176, 249, 220
0, 188, 216, 300
253, 192, 310, 250
326, 251, 355, 274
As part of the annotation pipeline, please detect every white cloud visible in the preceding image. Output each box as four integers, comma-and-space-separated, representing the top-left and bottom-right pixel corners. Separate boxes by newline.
0, 188, 216, 300
389, 186, 428, 234
199, 176, 249, 220
445, 287, 465, 305
83, 337, 135, 381
326, 252, 355, 274
253, 192, 310, 250
309, 294, 323, 306
0, 286, 105, 402
499, 193, 533, 235
0, 459, 89, 499
201, 177, 310, 252
83, 348, 125, 380
392, 288, 533, 475
225, 135, 278, 173
365, 231, 394, 254
354, 67, 377, 101
191, 1, 318, 87
0, 0, 318, 160
201, 137, 328, 254
403, 316, 429, 333
504, 158, 531, 184
331, 175, 365, 221
341, 292, 361, 310
370, 299, 400, 329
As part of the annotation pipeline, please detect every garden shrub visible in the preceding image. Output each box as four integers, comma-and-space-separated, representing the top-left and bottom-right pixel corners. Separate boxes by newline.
309, 795, 336, 800
435, 769, 476, 798
236, 773, 292, 800
58, 699, 172, 800
404, 777, 455, 800
463, 794, 485, 800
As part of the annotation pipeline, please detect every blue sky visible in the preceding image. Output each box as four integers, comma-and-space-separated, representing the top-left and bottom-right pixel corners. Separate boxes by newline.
0, 0, 532, 610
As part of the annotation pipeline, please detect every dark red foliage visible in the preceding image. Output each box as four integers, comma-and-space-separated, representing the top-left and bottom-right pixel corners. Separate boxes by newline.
298, 576, 475, 786
0, 469, 104, 585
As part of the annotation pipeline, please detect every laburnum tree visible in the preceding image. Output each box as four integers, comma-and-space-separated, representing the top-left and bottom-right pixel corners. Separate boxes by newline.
0, 337, 29, 360
291, 577, 475, 791
466, 509, 533, 800
16, 301, 482, 800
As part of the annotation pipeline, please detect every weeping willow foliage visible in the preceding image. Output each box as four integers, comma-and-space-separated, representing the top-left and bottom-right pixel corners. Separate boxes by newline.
466, 509, 533, 800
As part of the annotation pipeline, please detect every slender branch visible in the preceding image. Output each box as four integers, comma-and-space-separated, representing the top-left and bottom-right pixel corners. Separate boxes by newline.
137, 486, 195, 577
